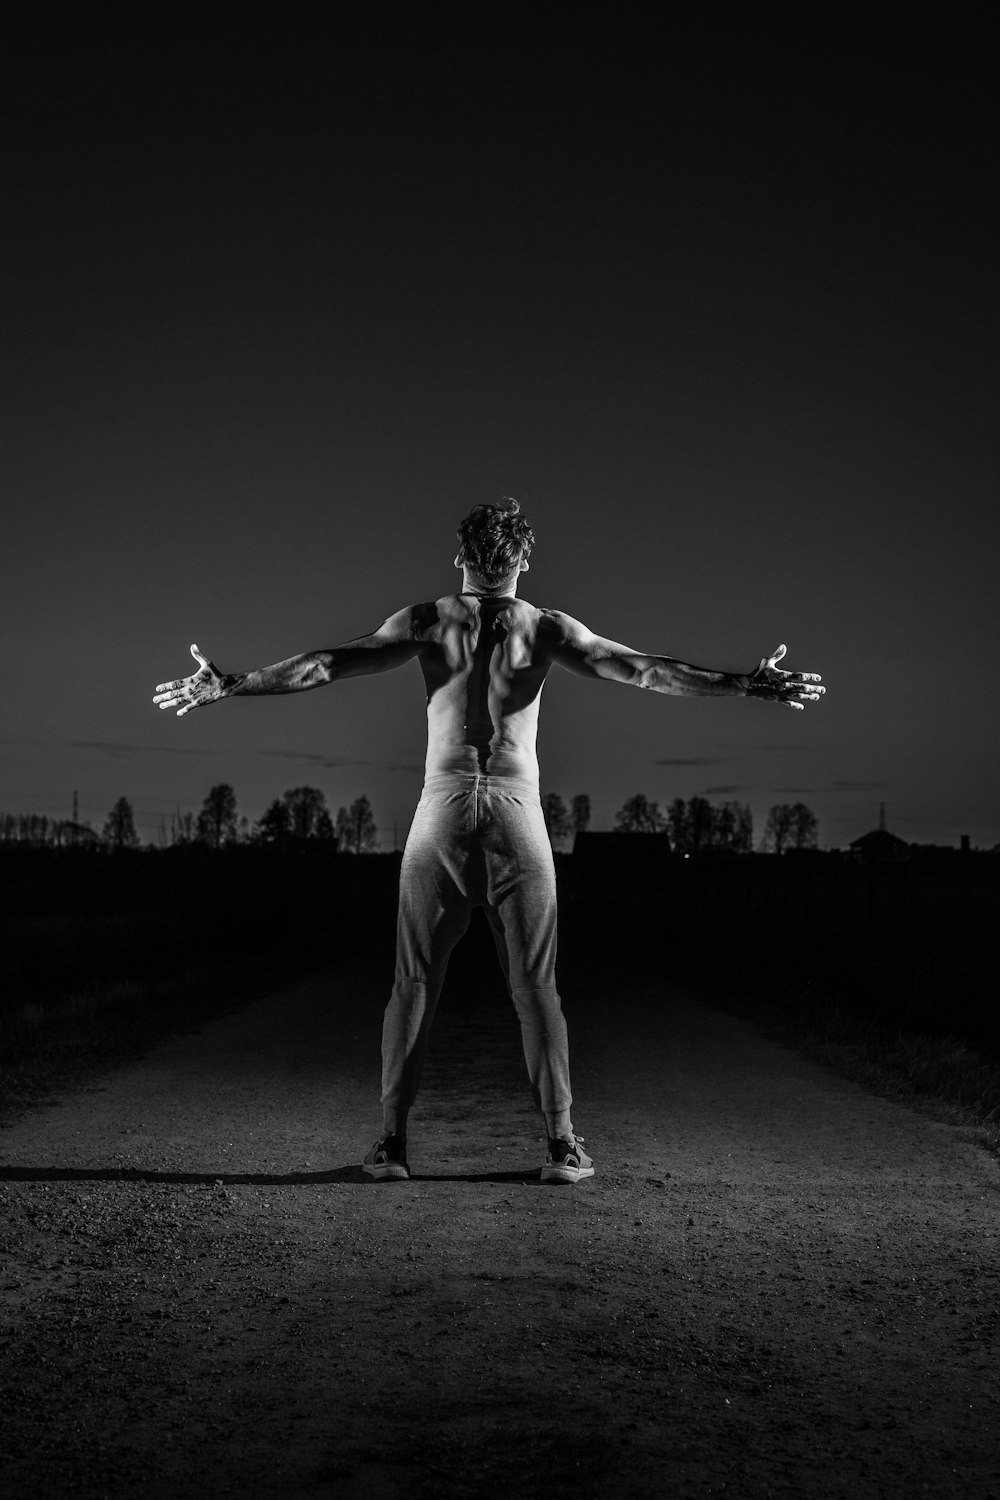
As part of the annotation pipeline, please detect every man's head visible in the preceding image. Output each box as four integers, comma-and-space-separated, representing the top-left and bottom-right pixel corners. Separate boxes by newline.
455, 497, 534, 589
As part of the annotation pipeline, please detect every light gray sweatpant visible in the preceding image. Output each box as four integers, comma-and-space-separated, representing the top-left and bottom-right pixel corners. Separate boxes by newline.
380, 772, 573, 1138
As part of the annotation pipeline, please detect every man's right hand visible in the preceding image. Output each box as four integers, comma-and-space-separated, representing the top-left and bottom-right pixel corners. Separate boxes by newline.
154, 644, 235, 716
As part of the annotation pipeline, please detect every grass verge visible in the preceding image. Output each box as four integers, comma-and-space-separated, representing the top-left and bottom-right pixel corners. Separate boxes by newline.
0, 939, 343, 1126
713, 981, 1000, 1160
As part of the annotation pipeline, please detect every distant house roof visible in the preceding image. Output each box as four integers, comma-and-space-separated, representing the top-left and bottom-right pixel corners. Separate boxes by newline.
848, 828, 910, 862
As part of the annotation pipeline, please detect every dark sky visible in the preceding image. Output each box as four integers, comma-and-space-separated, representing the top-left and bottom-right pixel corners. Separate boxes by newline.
4, 5, 997, 847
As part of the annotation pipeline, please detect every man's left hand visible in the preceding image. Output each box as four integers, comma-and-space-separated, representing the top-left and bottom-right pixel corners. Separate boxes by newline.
745, 643, 825, 710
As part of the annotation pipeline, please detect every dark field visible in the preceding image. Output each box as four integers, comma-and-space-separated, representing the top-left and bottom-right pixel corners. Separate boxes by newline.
1, 846, 400, 1108
565, 850, 1000, 1054
1, 845, 397, 1015
4, 846, 999, 1064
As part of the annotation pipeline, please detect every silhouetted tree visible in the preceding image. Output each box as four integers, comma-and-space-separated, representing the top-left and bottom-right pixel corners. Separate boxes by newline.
764, 804, 793, 854
711, 802, 736, 849
256, 799, 291, 845
256, 786, 335, 844
571, 794, 592, 835
687, 796, 714, 853
669, 796, 753, 853
614, 793, 667, 834
103, 796, 139, 851
336, 795, 378, 853
765, 802, 817, 853
197, 783, 238, 849
667, 798, 689, 851
334, 806, 352, 851
541, 792, 573, 846
0, 812, 72, 846
172, 810, 196, 845
284, 785, 334, 840
720, 800, 754, 854
789, 802, 819, 850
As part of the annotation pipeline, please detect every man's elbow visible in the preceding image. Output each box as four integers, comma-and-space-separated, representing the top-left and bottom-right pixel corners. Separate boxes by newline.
303, 654, 339, 688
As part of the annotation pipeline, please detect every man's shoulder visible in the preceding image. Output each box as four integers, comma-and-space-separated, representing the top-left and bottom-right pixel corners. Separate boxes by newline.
400, 595, 481, 639
488, 598, 573, 639
530, 605, 579, 639
502, 600, 579, 642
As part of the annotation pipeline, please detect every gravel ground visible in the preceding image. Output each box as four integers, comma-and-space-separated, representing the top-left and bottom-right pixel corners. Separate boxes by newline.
2, 939, 999, 1498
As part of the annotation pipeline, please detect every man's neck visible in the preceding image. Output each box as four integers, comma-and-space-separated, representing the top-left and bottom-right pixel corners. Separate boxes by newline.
459, 569, 519, 599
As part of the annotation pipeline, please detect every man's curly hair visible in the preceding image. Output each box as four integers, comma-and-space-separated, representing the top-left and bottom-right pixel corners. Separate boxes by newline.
456, 497, 534, 584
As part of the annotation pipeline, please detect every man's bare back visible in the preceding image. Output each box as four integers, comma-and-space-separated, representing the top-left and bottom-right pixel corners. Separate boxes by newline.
416, 593, 552, 782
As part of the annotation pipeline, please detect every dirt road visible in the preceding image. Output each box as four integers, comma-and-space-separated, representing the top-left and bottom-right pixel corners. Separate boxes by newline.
2, 936, 998, 1498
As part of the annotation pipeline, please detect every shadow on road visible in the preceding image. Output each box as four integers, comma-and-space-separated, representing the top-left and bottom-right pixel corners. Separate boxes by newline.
0, 1164, 543, 1186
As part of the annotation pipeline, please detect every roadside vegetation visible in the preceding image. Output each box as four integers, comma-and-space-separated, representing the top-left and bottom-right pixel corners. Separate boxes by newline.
559, 849, 1000, 1155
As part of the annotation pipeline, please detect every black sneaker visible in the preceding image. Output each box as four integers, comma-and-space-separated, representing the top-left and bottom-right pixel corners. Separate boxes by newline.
362, 1135, 410, 1180
541, 1134, 594, 1185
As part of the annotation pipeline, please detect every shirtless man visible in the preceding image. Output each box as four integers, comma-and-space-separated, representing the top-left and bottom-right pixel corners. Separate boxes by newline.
154, 498, 824, 1184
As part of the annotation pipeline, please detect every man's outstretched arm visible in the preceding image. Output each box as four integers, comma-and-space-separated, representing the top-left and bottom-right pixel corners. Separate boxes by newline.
546, 613, 825, 710
153, 608, 422, 717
